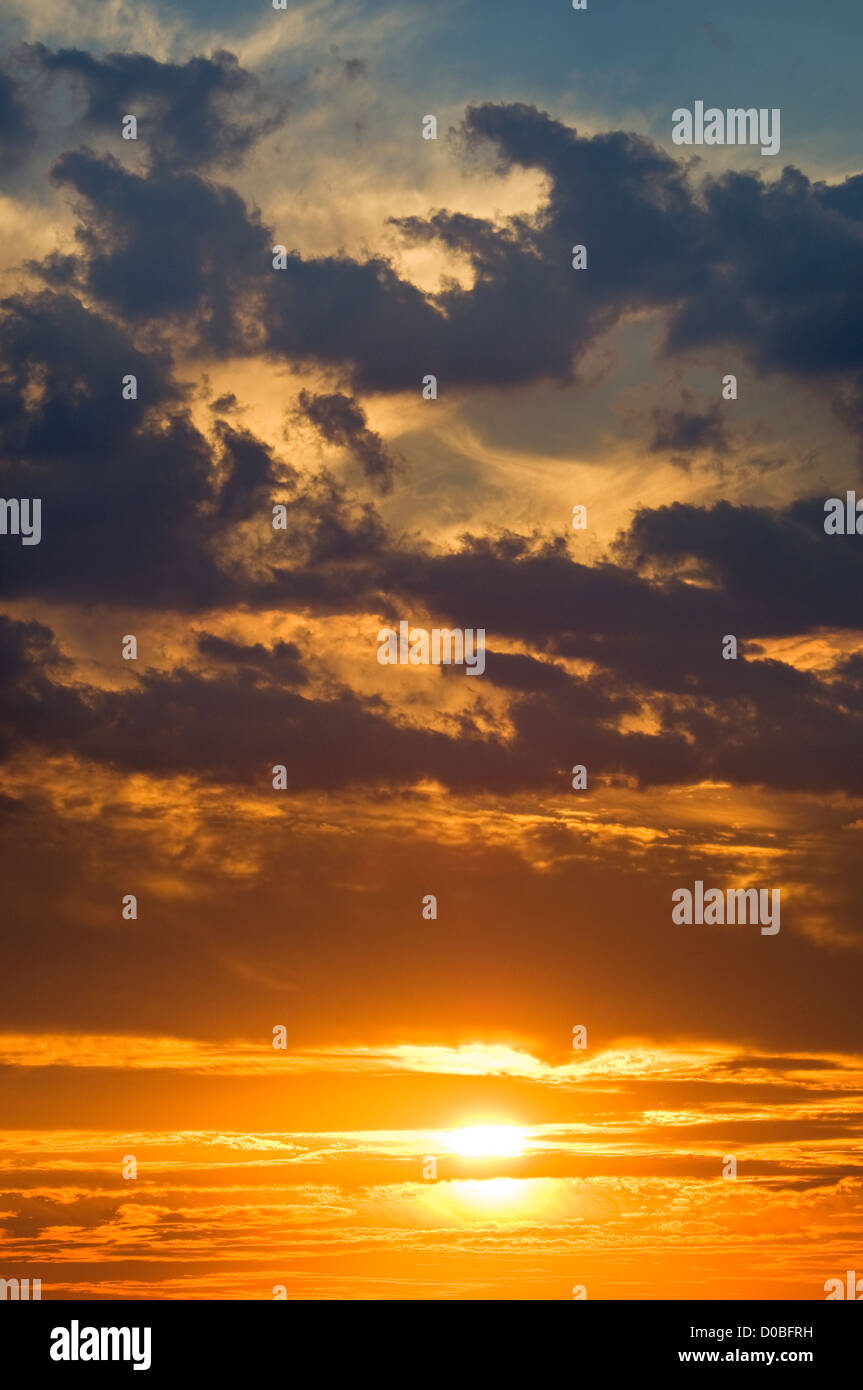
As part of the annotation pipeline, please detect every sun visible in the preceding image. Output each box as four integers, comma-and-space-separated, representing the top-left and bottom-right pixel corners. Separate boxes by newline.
447, 1124, 528, 1158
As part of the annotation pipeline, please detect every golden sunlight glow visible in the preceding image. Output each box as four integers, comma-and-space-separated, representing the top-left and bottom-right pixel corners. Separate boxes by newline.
420, 1176, 563, 1222
447, 1125, 528, 1157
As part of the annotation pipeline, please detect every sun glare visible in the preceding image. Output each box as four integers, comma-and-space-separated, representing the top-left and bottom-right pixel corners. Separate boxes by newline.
448, 1125, 528, 1157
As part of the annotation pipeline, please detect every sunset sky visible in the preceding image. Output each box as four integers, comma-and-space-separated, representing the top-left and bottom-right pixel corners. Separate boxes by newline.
1, 0, 862, 1300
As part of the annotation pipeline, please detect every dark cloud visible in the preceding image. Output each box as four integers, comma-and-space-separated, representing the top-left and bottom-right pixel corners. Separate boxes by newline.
2, 577, 862, 797
0, 289, 226, 606
649, 399, 729, 462
817, 172, 863, 222
31, 99, 863, 413
2, 282, 860, 798
28, 251, 79, 288
212, 422, 285, 522
0, 85, 861, 802
476, 650, 572, 692
667, 164, 863, 377
28, 45, 287, 170
0, 69, 35, 171
0, 612, 686, 793
264, 249, 443, 392
340, 57, 366, 81
297, 389, 401, 493
451, 106, 863, 384
0, 288, 179, 459
622, 499, 863, 635
0, 289, 393, 611
50, 149, 270, 342
196, 632, 308, 686
0, 615, 95, 761
833, 372, 863, 473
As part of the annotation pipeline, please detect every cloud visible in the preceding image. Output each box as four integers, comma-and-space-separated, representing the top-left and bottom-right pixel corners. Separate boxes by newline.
0, 17, 861, 1306
0, 289, 395, 609
0, 69, 35, 171
23, 95, 862, 430
475, 651, 572, 693
22, 44, 288, 170
297, 389, 401, 494
649, 398, 729, 464
622, 499, 863, 634
196, 632, 308, 686
49, 149, 270, 340
0, 290, 228, 606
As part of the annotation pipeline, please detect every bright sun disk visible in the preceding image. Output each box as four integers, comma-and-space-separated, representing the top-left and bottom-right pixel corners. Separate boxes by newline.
448, 1125, 527, 1157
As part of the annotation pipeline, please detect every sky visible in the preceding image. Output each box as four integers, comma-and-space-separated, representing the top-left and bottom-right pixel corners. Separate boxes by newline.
0, 0, 862, 1300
